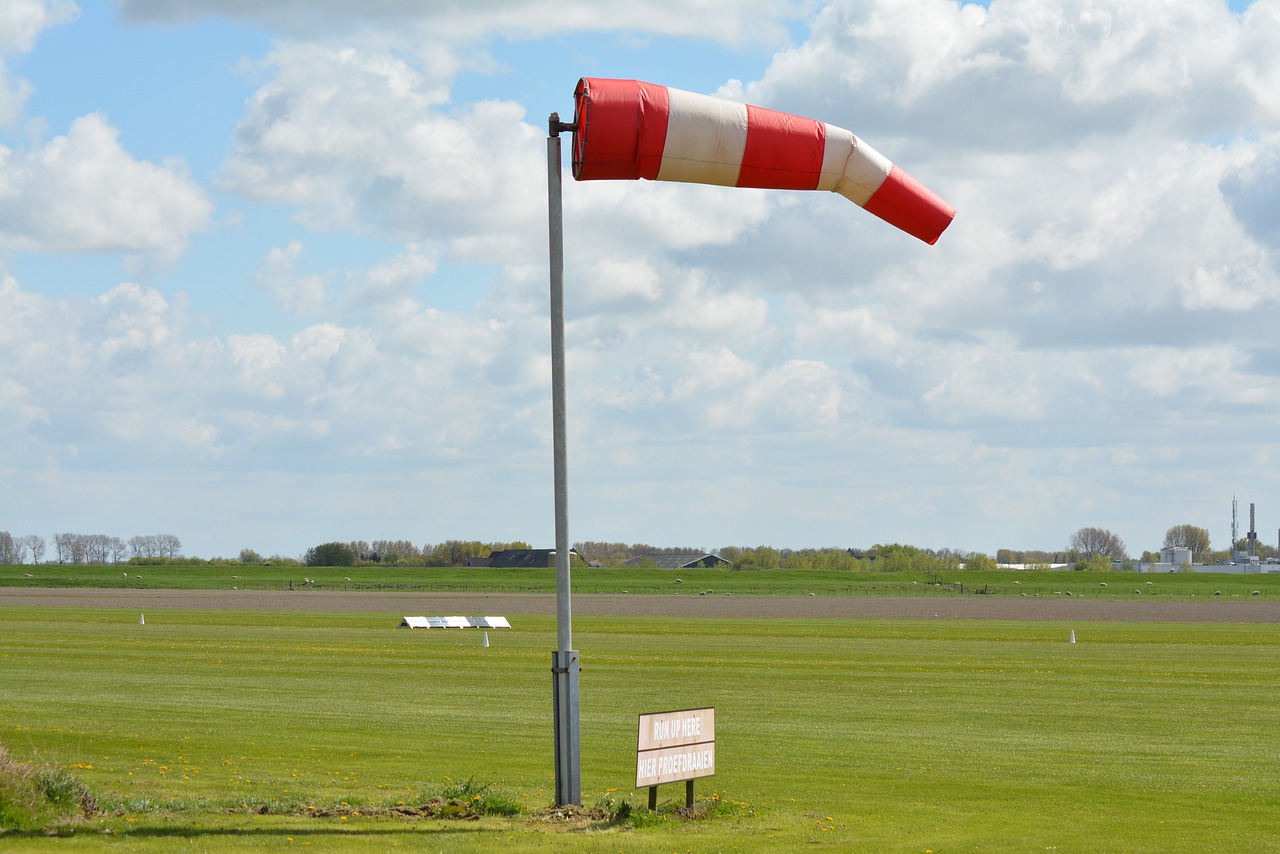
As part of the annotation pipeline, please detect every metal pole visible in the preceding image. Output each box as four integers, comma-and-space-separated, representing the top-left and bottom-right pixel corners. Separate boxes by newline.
547, 113, 581, 806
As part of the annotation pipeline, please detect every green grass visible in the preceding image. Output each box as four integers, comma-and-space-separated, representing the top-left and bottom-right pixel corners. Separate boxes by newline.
2, 605, 1279, 850
4, 563, 1280, 600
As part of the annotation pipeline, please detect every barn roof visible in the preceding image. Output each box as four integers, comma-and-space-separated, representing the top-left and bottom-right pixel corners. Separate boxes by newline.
623, 553, 729, 569
485, 548, 578, 568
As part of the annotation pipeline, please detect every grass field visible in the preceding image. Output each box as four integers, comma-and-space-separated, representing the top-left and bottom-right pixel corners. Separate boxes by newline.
2, 602, 1279, 851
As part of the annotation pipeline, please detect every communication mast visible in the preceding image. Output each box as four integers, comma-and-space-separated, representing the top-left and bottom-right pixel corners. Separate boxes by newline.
1232, 497, 1239, 563
1249, 502, 1258, 561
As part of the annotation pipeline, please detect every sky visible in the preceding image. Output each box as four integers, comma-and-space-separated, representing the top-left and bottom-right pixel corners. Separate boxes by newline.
1, 0, 1278, 561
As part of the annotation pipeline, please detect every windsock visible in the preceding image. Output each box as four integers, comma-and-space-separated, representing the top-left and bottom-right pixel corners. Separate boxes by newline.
571, 77, 954, 245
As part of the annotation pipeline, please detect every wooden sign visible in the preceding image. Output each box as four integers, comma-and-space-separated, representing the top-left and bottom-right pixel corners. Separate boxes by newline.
636, 707, 715, 788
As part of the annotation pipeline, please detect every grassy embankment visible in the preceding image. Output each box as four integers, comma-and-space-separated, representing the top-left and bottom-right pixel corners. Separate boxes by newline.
2, 605, 1278, 851
3, 563, 1279, 599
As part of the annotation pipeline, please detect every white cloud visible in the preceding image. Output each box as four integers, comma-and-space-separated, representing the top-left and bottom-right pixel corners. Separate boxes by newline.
255, 241, 330, 316
115, 0, 802, 45
0, 114, 211, 257
221, 42, 544, 248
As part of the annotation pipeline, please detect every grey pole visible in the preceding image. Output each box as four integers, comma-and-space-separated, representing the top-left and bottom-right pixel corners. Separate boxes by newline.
547, 113, 581, 806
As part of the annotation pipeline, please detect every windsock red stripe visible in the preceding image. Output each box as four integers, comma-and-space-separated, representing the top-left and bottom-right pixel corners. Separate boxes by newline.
571, 77, 955, 244
737, 105, 825, 190
571, 78, 668, 181
861, 165, 954, 246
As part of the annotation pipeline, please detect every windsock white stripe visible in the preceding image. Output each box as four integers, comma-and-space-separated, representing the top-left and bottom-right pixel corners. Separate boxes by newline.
658, 87, 748, 186
817, 124, 893, 206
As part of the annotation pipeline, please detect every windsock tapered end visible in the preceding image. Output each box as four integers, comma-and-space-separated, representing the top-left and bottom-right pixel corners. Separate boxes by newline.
858, 165, 955, 245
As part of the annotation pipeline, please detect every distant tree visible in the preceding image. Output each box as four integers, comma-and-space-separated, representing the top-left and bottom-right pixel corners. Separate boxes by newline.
129, 535, 156, 559
372, 539, 422, 564
0, 532, 18, 564
156, 534, 182, 560
305, 542, 355, 567
1074, 554, 1116, 572
731, 545, 780, 571
1068, 527, 1127, 561
52, 530, 70, 563
239, 549, 263, 564
964, 552, 997, 571
778, 548, 861, 571
1163, 525, 1211, 562
25, 535, 44, 564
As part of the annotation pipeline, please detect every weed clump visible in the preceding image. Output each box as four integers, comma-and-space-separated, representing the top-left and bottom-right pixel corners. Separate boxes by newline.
0, 745, 98, 833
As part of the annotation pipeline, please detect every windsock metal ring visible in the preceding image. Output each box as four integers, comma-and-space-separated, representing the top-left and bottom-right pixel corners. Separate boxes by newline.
571, 77, 954, 245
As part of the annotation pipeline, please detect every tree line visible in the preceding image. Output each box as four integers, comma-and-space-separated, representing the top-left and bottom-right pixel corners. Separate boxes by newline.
0, 532, 181, 565
5, 522, 1256, 569
300, 539, 535, 568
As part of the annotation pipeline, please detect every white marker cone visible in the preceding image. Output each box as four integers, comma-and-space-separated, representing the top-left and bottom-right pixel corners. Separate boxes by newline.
1069, 629, 1076, 644
482, 631, 490, 648
140, 614, 145, 625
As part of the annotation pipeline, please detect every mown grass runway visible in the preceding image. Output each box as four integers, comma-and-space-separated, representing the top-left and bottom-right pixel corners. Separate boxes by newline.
2, 605, 1279, 851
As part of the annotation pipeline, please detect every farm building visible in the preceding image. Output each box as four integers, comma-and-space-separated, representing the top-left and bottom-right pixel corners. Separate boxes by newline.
623, 553, 730, 569
479, 548, 581, 568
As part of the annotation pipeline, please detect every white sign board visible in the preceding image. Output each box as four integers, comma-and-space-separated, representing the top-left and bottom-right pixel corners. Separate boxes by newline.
636, 707, 715, 788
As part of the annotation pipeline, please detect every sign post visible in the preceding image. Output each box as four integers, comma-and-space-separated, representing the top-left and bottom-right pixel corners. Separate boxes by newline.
636, 707, 716, 810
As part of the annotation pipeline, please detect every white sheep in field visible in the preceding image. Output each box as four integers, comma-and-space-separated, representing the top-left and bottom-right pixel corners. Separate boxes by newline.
1253, 591, 1261, 596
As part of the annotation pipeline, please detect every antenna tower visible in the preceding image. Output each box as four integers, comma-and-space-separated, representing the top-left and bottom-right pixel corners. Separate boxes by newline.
1250, 502, 1258, 560
1232, 497, 1239, 563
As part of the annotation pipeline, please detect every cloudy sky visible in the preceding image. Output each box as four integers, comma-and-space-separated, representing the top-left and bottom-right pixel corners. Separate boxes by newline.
1, 0, 1277, 561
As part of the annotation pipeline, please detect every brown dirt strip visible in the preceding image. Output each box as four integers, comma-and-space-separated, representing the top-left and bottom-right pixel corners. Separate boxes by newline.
3, 588, 1279, 622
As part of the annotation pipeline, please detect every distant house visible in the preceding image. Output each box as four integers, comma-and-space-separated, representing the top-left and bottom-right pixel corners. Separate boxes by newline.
623, 553, 730, 569
483, 548, 580, 568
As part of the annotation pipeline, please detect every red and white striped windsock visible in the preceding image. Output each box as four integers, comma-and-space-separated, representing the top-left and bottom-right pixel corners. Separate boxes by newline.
571, 77, 955, 245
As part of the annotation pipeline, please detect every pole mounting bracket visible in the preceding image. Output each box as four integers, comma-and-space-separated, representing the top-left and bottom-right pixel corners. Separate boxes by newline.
549, 112, 577, 137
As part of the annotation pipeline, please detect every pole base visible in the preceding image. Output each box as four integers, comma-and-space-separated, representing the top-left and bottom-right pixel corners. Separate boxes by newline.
552, 650, 581, 805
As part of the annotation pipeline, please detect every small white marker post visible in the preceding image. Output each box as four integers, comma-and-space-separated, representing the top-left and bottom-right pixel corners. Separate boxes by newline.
1070, 629, 1076, 644
140, 614, 145, 625
483, 631, 490, 648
